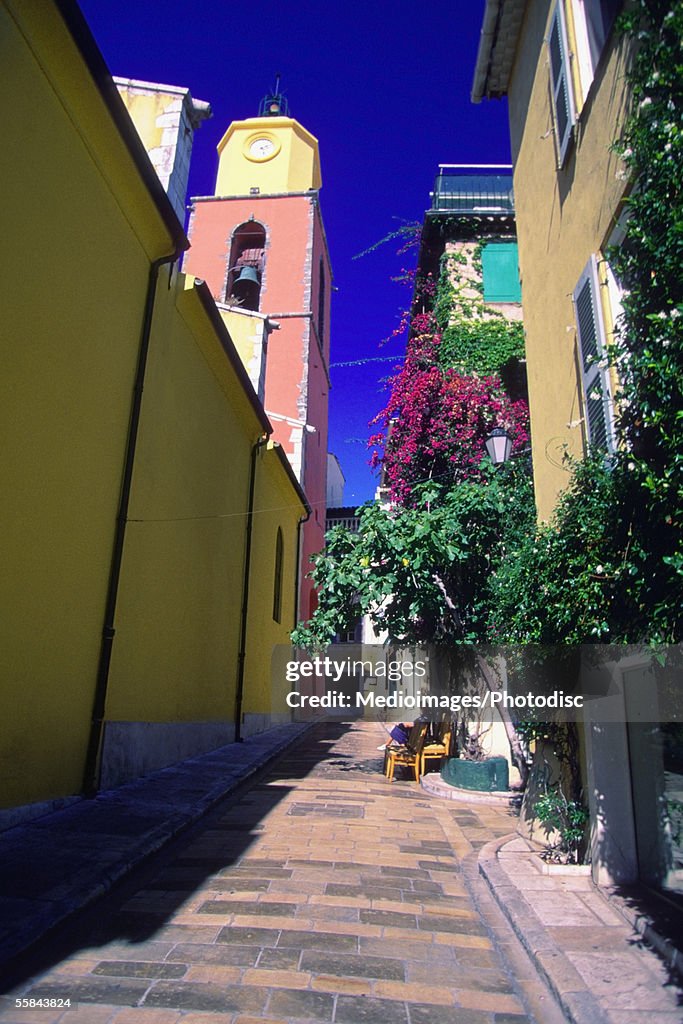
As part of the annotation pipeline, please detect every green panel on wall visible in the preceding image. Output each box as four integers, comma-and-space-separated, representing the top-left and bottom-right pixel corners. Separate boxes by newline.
482, 242, 521, 303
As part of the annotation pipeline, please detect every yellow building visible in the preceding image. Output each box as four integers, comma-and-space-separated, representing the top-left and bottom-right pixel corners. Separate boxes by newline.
473, 0, 630, 520
0, 0, 307, 820
470, 2, 683, 892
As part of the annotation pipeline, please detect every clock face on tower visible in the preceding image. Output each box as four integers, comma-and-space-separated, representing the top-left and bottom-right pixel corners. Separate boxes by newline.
245, 135, 280, 161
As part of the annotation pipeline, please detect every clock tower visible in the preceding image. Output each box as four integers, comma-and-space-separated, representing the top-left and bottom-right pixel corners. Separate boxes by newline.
184, 86, 331, 624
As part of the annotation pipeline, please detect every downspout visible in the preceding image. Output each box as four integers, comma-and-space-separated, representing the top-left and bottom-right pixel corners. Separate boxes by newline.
294, 507, 311, 631
235, 434, 270, 742
82, 247, 183, 796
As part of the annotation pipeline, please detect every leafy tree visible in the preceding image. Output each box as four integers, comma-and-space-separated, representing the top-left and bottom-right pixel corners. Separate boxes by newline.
292, 470, 535, 782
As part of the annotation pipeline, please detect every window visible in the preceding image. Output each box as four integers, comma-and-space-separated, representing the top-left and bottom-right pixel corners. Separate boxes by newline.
273, 527, 283, 623
548, 2, 576, 166
227, 221, 266, 311
481, 242, 522, 303
573, 256, 616, 452
571, 0, 621, 100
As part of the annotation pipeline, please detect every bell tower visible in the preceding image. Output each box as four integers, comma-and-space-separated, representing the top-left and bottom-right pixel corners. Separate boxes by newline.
214, 83, 321, 198
184, 85, 331, 623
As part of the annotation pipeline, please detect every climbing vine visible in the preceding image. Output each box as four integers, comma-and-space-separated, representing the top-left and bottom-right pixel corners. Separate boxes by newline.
492, 0, 683, 645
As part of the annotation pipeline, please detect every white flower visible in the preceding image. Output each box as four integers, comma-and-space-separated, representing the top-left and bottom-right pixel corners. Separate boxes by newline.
671, 308, 681, 319
595, 565, 604, 574
639, 97, 653, 112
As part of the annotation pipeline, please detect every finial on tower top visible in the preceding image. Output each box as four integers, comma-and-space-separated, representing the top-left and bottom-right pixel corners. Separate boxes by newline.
258, 74, 289, 117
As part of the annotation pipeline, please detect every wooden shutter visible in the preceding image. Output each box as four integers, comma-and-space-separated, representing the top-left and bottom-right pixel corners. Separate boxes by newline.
482, 242, 522, 303
573, 256, 615, 452
548, 3, 576, 165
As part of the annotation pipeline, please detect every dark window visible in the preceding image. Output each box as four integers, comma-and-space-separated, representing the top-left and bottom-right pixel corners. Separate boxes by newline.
273, 527, 283, 623
272, 528, 282, 622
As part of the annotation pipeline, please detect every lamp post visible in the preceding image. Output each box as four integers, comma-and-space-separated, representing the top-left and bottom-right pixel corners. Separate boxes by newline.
485, 427, 513, 466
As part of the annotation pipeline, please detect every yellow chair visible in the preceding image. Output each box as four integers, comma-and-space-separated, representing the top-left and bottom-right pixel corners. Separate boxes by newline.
420, 720, 453, 778
385, 721, 430, 783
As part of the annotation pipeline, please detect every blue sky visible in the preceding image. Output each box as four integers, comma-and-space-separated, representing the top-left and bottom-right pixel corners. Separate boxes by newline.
79, 0, 511, 504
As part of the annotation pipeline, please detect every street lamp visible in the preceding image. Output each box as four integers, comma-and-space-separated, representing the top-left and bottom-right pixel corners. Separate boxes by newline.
485, 427, 513, 466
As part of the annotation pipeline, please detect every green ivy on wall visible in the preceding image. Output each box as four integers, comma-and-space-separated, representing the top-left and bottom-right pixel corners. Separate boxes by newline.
432, 249, 526, 379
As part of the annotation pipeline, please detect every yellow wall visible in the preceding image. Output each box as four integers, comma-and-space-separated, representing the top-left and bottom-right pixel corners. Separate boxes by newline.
117, 89, 169, 153
215, 116, 322, 196
243, 444, 305, 722
106, 275, 258, 724
0, 0, 176, 807
219, 307, 268, 401
507, 0, 632, 519
0, 0, 306, 810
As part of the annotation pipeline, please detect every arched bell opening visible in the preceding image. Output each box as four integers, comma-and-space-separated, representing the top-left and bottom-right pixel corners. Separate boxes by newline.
226, 221, 266, 311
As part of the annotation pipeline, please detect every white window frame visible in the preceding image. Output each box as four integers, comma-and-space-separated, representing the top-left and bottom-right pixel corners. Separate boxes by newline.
571, 0, 598, 100
573, 255, 616, 453
548, 2, 577, 166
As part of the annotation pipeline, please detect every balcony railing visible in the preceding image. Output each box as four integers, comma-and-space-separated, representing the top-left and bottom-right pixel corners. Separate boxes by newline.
431, 164, 514, 214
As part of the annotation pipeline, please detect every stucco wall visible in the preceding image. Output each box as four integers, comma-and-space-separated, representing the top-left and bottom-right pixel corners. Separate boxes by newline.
507, 0, 632, 519
0, 0, 173, 807
0, 0, 306, 808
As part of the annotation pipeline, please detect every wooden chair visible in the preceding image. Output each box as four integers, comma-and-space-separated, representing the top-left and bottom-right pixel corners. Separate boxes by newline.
420, 720, 453, 778
385, 721, 430, 783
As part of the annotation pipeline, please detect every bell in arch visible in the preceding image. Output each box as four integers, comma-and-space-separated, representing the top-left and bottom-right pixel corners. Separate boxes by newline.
231, 266, 261, 310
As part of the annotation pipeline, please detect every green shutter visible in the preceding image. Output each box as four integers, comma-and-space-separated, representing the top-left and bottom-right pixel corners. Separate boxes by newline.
481, 242, 522, 303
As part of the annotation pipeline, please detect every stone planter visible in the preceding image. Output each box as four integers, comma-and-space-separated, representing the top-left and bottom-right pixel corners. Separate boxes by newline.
441, 755, 509, 792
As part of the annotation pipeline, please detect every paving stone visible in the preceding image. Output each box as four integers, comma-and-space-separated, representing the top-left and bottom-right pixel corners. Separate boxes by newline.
199, 899, 296, 917
144, 981, 267, 1013
255, 947, 301, 970
92, 961, 187, 979
216, 926, 280, 946
417, 860, 458, 872
359, 909, 417, 929
26, 976, 150, 1006
110, 1009, 182, 1024
300, 949, 405, 980
408, 1005, 491, 1024
335, 994, 409, 1023
419, 913, 488, 936
266, 987, 334, 1020
275, 928, 357, 952
165, 942, 259, 966
209, 878, 271, 892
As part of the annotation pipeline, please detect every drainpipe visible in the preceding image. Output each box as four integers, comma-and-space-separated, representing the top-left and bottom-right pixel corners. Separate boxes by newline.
235, 434, 270, 742
294, 508, 311, 630
82, 247, 184, 797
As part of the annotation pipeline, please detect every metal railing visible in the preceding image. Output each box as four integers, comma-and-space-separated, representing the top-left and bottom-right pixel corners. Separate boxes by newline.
431, 164, 514, 214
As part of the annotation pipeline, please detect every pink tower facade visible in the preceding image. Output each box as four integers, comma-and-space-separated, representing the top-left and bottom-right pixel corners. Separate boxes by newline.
183, 105, 331, 624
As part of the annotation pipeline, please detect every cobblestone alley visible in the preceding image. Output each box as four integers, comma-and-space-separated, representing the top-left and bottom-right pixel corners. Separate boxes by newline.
1, 722, 555, 1024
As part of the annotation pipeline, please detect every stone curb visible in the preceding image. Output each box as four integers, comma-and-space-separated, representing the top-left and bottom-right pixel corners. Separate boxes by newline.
0, 721, 315, 967
420, 771, 522, 807
478, 834, 613, 1024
